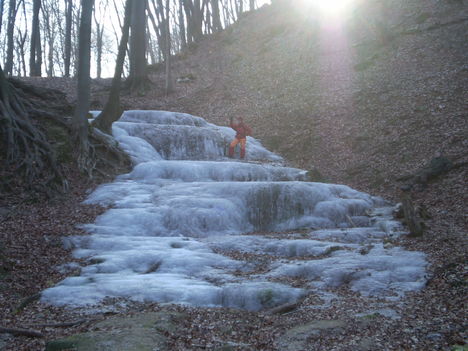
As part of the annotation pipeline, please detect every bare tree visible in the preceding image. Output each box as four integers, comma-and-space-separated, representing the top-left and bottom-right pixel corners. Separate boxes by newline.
42, 0, 58, 77
178, 0, 186, 50
147, 0, 165, 60
16, 28, 27, 76
15, 0, 27, 76
29, 0, 42, 76
93, 0, 131, 133
0, 0, 5, 36
128, 0, 148, 90
249, 0, 255, 11
64, 0, 73, 77
73, 0, 94, 172
211, 0, 222, 32
183, 0, 207, 43
93, 0, 106, 78
164, 0, 173, 94
4, 0, 18, 75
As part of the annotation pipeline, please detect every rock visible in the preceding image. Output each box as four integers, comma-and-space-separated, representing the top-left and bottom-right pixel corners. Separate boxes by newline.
45, 311, 185, 351
276, 320, 346, 351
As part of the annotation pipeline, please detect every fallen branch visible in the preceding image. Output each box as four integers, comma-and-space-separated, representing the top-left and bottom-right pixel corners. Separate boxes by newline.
0, 326, 44, 338
265, 297, 305, 315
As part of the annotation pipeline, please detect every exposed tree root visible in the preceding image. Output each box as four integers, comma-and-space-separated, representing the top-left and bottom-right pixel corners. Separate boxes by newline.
0, 326, 44, 338
0, 67, 66, 196
1, 70, 130, 197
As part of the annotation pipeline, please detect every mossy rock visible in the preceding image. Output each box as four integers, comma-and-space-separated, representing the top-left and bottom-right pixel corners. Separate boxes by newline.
45, 311, 185, 351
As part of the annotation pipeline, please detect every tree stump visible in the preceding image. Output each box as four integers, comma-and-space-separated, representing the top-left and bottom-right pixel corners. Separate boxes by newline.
399, 186, 424, 237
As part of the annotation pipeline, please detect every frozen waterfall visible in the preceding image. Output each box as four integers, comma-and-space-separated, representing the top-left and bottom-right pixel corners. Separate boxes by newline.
42, 110, 427, 311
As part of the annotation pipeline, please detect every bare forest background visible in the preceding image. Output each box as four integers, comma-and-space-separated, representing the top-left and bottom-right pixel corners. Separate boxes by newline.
0, 0, 267, 79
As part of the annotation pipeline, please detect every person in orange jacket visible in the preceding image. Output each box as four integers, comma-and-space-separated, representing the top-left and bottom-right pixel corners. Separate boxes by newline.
228, 117, 252, 159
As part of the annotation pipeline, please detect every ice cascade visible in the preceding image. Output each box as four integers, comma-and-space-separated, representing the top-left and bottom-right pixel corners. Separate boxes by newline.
42, 111, 427, 311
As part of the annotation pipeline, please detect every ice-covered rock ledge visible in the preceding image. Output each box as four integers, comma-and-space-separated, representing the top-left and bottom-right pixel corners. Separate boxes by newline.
42, 111, 427, 311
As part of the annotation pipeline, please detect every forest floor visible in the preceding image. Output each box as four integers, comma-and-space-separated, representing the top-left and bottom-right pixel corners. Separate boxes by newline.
1, 0, 467, 350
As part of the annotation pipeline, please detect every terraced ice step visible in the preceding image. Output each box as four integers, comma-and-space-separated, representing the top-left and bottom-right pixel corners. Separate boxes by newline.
42, 111, 427, 311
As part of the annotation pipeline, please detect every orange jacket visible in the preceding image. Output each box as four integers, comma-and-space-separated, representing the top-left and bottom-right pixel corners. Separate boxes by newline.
230, 120, 252, 139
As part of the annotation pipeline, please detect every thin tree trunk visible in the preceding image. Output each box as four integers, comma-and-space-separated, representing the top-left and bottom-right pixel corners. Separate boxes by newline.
192, 0, 203, 41
129, 0, 148, 90
147, 29, 157, 64
205, 2, 211, 34
0, 0, 5, 36
222, 0, 229, 27
182, 0, 194, 43
249, 0, 255, 11
29, 0, 42, 76
94, 23, 103, 78
64, 0, 72, 77
164, 0, 173, 95
93, 0, 131, 133
211, 0, 221, 32
178, 0, 186, 50
73, 0, 94, 172
16, 30, 27, 76
149, 0, 166, 60
4, 0, 17, 76
42, 4, 54, 77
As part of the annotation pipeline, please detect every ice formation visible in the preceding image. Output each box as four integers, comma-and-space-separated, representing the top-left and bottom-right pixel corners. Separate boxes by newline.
42, 111, 427, 310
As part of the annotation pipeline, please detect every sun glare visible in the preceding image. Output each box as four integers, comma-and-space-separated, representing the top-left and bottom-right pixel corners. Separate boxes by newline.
309, 0, 354, 17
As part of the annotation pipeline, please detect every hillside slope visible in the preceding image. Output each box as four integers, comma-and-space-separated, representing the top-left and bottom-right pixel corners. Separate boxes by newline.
142, 0, 467, 196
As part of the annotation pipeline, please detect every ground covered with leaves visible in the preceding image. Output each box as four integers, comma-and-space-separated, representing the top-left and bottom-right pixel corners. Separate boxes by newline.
1, 0, 467, 350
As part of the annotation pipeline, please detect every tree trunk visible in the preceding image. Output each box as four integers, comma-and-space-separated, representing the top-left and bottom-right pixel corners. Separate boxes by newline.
164, 0, 173, 95
211, 0, 221, 32
73, 0, 94, 173
205, 2, 211, 34
93, 0, 131, 134
94, 22, 103, 78
29, 0, 42, 77
128, 0, 148, 91
64, 0, 72, 77
4, 0, 17, 76
192, 0, 203, 41
400, 189, 424, 237
154, 0, 168, 59
42, 3, 55, 78
249, 0, 255, 11
178, 0, 186, 50
16, 29, 27, 76
183, 0, 205, 43
0, 0, 5, 36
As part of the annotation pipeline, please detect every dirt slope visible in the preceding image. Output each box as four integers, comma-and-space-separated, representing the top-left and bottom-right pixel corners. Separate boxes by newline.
140, 0, 467, 197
